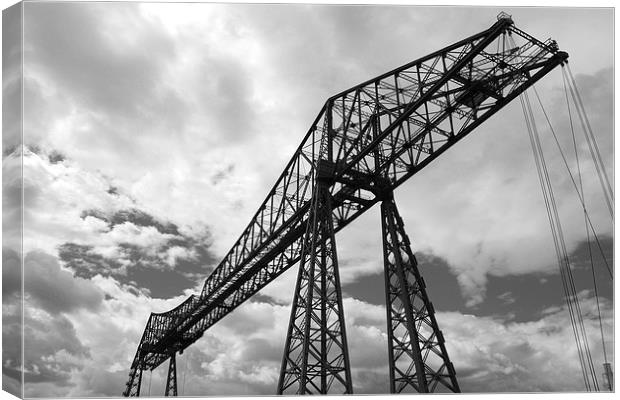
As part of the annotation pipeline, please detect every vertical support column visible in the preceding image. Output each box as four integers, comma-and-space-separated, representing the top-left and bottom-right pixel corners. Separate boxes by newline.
165, 352, 178, 397
381, 193, 460, 393
123, 364, 144, 397
278, 166, 353, 394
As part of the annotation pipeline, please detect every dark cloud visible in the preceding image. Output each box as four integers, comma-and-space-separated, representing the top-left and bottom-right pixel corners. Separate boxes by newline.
343, 251, 466, 311
344, 234, 612, 326
81, 208, 181, 235
13, 3, 613, 396
47, 150, 66, 164
23, 311, 90, 387
59, 241, 212, 298
61, 208, 217, 297
469, 236, 613, 322
58, 243, 125, 278
3, 288, 91, 395
24, 251, 104, 315
570, 234, 613, 273
2, 247, 21, 301
23, 2, 189, 177
24, 2, 181, 122
2, 288, 22, 398
2, 249, 23, 398
439, 296, 613, 393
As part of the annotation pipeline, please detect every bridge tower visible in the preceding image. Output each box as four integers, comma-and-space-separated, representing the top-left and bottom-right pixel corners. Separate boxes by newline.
123, 14, 568, 396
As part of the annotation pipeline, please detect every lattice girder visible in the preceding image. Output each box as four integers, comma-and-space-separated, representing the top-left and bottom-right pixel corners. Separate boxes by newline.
124, 16, 567, 395
278, 178, 353, 394
381, 195, 459, 393
165, 352, 178, 397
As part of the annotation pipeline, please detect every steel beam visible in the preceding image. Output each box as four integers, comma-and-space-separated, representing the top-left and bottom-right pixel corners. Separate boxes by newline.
123, 16, 567, 396
165, 352, 178, 397
123, 365, 143, 397
278, 173, 353, 394
381, 194, 459, 393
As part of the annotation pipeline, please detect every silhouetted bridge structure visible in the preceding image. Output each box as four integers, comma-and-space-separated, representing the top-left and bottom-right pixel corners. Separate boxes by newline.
123, 14, 568, 395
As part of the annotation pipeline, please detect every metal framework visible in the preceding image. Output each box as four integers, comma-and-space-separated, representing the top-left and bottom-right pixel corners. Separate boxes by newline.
165, 353, 178, 397
123, 15, 567, 396
277, 164, 353, 394
381, 194, 459, 393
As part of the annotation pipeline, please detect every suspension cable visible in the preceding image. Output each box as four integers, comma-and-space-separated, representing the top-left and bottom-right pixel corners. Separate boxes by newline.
532, 81, 612, 386
519, 88, 599, 391
561, 70, 611, 369
531, 84, 612, 279
563, 65, 614, 219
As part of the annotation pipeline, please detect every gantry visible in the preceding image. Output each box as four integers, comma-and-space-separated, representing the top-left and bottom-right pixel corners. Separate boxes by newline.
123, 14, 568, 395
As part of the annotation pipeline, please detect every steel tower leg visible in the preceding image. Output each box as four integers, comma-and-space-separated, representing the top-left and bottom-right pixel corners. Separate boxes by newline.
165, 352, 178, 396
123, 364, 144, 397
277, 179, 353, 395
381, 194, 460, 393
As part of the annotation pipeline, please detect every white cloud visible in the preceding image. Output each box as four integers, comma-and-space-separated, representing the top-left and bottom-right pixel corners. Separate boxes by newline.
19, 146, 134, 254
59, 275, 196, 397
163, 245, 198, 267
118, 293, 612, 395
439, 293, 613, 391
21, 3, 613, 305
13, 3, 614, 396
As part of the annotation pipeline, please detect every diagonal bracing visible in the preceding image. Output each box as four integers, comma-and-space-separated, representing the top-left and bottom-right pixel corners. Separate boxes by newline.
123, 15, 567, 396
381, 194, 459, 393
278, 163, 353, 394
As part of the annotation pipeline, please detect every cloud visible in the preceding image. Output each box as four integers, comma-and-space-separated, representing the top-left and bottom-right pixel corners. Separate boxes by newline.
13, 3, 613, 397
18, 144, 136, 254
2, 2, 23, 154
11, 144, 217, 297
357, 64, 613, 306
31, 274, 198, 397
24, 251, 104, 315
136, 291, 613, 395
497, 291, 517, 305
4, 298, 90, 396
23, 311, 90, 386
23, 2, 181, 124
440, 293, 613, 392
2, 247, 21, 301
2, 148, 23, 252
4, 248, 100, 395
2, 301, 23, 397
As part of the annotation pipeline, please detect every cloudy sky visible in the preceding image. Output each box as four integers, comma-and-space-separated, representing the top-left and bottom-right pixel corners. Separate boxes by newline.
2, 2, 614, 398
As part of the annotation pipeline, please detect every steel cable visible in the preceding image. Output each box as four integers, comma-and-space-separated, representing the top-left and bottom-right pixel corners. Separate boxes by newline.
564, 65, 614, 219
519, 87, 599, 391
562, 67, 610, 380
531, 83, 612, 279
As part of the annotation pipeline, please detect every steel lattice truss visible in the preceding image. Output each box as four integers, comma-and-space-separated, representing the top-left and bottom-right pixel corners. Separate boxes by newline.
164, 353, 178, 397
123, 15, 567, 396
381, 196, 460, 393
278, 174, 353, 394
